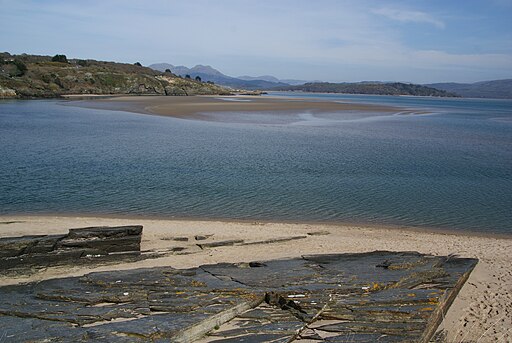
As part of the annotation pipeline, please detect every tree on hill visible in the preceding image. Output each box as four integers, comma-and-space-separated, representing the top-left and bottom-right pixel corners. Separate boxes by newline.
134, 62, 142, 66
51, 54, 68, 63
185, 74, 191, 79
13, 60, 27, 76
195, 76, 202, 82
165, 68, 172, 73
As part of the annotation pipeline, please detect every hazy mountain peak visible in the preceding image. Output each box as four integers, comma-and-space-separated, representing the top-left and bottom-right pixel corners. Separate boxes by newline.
148, 62, 291, 90
148, 62, 175, 70
238, 75, 281, 83
190, 65, 224, 76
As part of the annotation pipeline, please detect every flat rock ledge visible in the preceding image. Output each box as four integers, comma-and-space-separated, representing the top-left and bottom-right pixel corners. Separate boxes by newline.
0, 225, 143, 276
0, 250, 477, 342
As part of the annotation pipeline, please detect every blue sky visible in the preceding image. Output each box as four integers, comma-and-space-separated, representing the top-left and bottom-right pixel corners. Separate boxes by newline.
1, 0, 511, 83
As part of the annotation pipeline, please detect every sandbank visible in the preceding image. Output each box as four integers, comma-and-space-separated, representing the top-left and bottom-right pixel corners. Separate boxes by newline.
64, 95, 416, 121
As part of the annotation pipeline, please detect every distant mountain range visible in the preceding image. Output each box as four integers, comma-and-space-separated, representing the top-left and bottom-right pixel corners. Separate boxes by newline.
274, 82, 457, 97
425, 79, 512, 99
148, 63, 512, 99
3, 53, 508, 99
237, 75, 315, 86
149, 63, 290, 90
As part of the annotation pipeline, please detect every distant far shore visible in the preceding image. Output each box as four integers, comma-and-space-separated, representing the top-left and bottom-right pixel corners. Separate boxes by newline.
1, 215, 511, 341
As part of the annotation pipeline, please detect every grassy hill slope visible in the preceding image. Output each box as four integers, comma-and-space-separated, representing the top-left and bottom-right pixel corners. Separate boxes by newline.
0, 53, 231, 98
426, 79, 512, 99
274, 82, 457, 97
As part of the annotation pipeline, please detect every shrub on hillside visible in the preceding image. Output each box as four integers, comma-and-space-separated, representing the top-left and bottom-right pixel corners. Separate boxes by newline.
51, 54, 68, 63
13, 60, 27, 76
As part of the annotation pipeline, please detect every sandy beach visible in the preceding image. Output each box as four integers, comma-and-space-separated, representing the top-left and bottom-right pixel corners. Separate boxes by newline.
1, 215, 510, 342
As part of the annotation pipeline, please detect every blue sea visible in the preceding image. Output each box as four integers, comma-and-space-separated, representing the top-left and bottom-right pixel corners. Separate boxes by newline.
1, 92, 511, 234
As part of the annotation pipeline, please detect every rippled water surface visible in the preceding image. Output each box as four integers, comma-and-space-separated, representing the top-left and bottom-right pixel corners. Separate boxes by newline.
1, 93, 511, 233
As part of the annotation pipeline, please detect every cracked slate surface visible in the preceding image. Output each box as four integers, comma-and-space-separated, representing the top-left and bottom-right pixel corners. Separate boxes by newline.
0, 226, 145, 277
0, 251, 477, 342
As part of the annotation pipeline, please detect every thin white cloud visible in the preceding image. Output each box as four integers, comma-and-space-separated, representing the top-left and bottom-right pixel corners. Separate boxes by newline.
2, 0, 510, 83
410, 50, 512, 70
373, 7, 445, 29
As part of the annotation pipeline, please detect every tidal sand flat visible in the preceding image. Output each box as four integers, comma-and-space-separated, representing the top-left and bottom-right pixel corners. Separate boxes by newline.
68, 94, 408, 123
1, 216, 511, 342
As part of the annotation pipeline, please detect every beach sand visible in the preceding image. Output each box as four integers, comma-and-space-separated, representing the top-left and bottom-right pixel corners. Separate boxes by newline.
1, 215, 510, 342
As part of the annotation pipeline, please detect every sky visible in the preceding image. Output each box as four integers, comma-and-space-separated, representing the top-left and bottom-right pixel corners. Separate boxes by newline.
1, 0, 512, 83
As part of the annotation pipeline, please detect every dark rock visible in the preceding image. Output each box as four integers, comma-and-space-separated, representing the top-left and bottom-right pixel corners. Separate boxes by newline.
242, 236, 307, 246
172, 237, 189, 242
0, 225, 144, 275
0, 251, 477, 342
205, 252, 477, 343
67, 225, 142, 239
197, 239, 244, 249
58, 225, 142, 253
195, 235, 213, 241
0, 234, 65, 258
307, 230, 330, 236
170, 247, 187, 252
376, 259, 391, 269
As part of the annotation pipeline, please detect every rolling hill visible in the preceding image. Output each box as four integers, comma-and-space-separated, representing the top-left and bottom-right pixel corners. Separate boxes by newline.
274, 82, 457, 97
426, 79, 512, 99
0, 53, 231, 98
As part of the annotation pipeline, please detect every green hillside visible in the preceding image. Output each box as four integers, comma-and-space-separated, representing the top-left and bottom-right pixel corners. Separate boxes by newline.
426, 79, 512, 99
275, 82, 457, 97
0, 53, 231, 98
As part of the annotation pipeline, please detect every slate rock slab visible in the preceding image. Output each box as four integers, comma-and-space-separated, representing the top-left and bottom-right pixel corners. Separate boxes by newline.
0, 251, 477, 342
0, 225, 143, 276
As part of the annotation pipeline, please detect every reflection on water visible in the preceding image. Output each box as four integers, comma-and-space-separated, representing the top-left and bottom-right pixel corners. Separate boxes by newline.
196, 109, 413, 125
0, 94, 511, 234
215, 97, 252, 102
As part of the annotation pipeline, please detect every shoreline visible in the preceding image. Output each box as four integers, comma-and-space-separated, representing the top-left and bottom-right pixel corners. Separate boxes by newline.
2, 212, 511, 240
273, 91, 512, 101
0, 215, 511, 341
5, 91, 510, 101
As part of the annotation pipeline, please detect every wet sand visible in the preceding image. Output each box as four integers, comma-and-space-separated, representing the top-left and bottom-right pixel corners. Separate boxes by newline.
1, 215, 510, 342
65, 94, 412, 121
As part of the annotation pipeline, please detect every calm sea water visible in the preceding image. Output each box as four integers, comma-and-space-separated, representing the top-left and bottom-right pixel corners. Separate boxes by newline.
1, 93, 511, 234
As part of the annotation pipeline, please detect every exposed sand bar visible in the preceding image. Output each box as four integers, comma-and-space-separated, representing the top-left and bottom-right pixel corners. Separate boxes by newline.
0, 216, 510, 342
64, 94, 414, 121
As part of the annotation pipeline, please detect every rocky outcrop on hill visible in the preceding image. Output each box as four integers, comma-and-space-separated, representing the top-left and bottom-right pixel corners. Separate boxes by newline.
0, 52, 232, 98
0, 84, 16, 97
